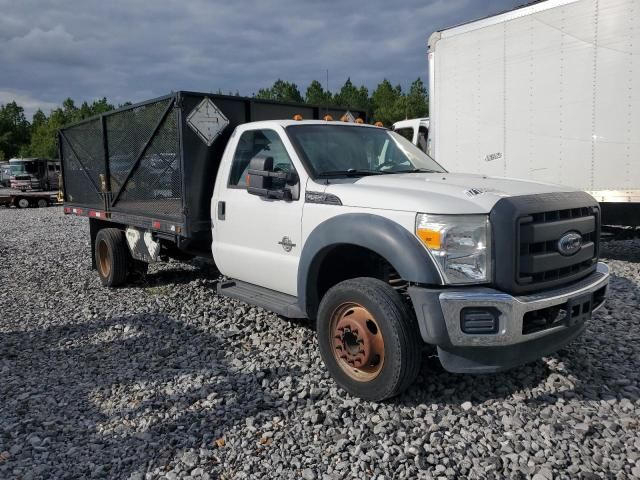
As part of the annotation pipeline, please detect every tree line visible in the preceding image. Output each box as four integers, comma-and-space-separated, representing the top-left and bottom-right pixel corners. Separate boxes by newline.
0, 77, 428, 160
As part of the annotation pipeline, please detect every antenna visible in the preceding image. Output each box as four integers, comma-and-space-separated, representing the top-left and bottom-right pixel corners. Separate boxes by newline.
325, 69, 330, 116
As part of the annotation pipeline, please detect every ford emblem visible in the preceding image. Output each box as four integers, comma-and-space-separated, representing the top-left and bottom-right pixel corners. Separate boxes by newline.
557, 231, 582, 256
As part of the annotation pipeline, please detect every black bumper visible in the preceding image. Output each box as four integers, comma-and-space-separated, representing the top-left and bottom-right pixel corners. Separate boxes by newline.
407, 263, 609, 374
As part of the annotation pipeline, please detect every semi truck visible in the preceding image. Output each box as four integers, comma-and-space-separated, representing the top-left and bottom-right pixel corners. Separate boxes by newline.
424, 0, 640, 226
9, 157, 61, 191
60, 91, 609, 400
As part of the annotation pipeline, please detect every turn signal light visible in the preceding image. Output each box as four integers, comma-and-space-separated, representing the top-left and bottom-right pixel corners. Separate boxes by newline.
416, 228, 441, 249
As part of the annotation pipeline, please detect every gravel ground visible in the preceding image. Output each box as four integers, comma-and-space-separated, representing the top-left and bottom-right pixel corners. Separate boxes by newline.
0, 207, 639, 480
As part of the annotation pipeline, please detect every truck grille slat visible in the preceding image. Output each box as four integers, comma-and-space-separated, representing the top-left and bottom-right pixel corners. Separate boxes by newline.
517, 207, 599, 288
491, 192, 601, 295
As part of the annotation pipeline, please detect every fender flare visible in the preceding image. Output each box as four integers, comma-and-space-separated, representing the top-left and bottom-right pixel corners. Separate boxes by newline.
297, 213, 442, 317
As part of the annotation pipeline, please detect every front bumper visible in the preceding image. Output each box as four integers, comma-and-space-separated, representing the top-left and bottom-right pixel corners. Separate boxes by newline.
408, 262, 609, 373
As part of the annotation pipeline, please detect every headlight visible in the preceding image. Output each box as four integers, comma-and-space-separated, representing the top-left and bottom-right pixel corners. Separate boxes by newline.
415, 214, 491, 284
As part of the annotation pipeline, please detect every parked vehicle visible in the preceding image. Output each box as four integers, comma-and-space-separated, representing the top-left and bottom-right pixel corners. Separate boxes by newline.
61, 91, 609, 400
0, 162, 11, 187
0, 190, 59, 208
9, 158, 61, 191
392, 117, 429, 152
424, 0, 640, 226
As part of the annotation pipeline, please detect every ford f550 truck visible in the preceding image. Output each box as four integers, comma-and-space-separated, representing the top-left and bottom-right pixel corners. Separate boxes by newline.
60, 91, 609, 400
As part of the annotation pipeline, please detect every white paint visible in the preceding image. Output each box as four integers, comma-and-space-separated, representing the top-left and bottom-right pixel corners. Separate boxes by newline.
428, 0, 640, 202
209, 119, 583, 296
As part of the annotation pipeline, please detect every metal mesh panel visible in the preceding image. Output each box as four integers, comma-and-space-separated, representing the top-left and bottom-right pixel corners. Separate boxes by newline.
106, 99, 172, 191
60, 118, 104, 206
110, 101, 182, 219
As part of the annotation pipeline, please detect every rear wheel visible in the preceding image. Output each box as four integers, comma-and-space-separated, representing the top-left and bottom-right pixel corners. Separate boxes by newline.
36, 198, 49, 208
16, 197, 30, 209
95, 228, 129, 287
317, 277, 422, 401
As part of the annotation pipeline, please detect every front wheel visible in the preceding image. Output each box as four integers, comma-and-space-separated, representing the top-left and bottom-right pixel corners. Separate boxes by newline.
317, 277, 422, 401
16, 197, 30, 209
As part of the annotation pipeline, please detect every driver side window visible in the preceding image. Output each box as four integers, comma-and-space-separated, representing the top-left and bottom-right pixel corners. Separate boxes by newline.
228, 129, 294, 188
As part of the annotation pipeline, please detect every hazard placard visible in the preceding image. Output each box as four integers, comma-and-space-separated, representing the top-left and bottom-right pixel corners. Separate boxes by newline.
186, 97, 229, 146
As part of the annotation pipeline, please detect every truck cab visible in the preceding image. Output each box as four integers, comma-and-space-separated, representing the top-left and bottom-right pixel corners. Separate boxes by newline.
211, 119, 608, 400
392, 117, 430, 154
9, 158, 59, 191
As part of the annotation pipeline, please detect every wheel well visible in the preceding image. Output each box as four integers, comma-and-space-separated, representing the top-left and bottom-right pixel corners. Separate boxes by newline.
308, 244, 404, 318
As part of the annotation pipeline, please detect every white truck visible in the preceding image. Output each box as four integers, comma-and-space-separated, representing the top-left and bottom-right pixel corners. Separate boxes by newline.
401, 0, 640, 226
392, 117, 430, 152
61, 92, 609, 400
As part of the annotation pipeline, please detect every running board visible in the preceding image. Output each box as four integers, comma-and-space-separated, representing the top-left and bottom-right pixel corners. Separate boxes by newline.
217, 280, 307, 318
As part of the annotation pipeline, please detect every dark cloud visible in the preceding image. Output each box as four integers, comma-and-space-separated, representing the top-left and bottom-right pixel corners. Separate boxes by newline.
0, 0, 525, 118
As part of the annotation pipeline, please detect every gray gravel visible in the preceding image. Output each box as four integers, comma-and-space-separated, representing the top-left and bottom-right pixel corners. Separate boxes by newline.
0, 207, 639, 479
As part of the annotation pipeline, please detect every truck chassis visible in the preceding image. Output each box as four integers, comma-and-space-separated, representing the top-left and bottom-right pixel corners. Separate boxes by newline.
0, 190, 59, 208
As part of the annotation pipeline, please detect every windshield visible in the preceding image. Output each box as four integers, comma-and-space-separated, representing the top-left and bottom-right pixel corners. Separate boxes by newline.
10, 161, 38, 175
286, 124, 445, 178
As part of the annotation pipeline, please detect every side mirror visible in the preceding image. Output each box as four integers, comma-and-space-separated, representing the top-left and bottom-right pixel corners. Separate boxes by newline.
247, 155, 298, 200
247, 155, 273, 192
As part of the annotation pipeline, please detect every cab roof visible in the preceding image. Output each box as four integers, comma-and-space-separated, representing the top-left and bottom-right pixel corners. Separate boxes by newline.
241, 119, 385, 129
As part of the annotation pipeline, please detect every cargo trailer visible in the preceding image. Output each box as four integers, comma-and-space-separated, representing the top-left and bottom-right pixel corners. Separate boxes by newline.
427, 0, 640, 226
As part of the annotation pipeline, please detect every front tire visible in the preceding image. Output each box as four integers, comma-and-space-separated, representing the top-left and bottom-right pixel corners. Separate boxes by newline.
95, 228, 129, 287
16, 197, 30, 208
317, 277, 422, 401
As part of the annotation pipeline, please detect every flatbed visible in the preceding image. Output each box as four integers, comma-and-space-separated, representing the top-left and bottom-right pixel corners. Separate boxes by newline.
0, 189, 59, 208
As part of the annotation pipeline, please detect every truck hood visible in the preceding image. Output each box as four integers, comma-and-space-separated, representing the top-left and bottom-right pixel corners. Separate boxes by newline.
324, 172, 576, 214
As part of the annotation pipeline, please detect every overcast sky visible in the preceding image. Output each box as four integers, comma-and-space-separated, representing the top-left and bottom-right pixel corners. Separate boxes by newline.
1, 0, 525, 118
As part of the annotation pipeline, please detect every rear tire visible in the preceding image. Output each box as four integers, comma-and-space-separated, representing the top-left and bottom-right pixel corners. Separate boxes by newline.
317, 277, 422, 401
37, 198, 49, 208
16, 197, 30, 209
95, 228, 129, 287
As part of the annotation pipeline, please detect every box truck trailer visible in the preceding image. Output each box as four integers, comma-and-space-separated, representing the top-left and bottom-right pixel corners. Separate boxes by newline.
60, 91, 608, 400
426, 0, 640, 226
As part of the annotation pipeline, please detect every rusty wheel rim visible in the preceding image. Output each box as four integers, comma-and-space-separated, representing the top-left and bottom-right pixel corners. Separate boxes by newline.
330, 302, 385, 381
97, 240, 111, 278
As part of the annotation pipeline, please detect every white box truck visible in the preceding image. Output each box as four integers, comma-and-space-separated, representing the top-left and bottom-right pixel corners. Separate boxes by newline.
427, 0, 640, 226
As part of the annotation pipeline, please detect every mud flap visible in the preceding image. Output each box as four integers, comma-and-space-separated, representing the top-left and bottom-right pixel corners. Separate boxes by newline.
125, 227, 160, 263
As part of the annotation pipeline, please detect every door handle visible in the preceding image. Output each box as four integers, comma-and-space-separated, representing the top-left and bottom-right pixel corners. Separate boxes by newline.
217, 201, 226, 220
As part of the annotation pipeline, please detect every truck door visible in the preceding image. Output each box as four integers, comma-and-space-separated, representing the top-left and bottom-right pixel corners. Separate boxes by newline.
212, 127, 305, 296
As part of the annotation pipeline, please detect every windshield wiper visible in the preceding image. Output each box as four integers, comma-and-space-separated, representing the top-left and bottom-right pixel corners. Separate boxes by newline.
387, 168, 442, 174
317, 169, 385, 178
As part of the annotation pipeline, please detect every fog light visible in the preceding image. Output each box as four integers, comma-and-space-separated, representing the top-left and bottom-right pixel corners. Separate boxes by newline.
460, 308, 500, 334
